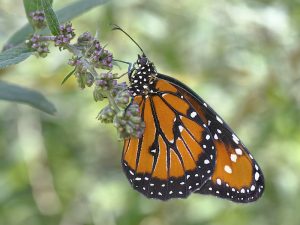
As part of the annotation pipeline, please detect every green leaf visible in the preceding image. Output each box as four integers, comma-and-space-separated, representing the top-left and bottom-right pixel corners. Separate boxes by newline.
4, 0, 110, 48
23, 0, 41, 17
61, 68, 76, 85
0, 44, 34, 69
23, 0, 42, 27
23, 0, 54, 28
41, 0, 60, 35
0, 81, 56, 115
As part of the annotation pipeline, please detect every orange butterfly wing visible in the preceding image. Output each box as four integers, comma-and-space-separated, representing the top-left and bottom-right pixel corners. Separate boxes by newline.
159, 74, 265, 202
122, 79, 216, 200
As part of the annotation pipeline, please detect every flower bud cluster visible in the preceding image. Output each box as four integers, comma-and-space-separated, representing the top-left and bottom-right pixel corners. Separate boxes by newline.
68, 57, 94, 89
54, 22, 75, 47
86, 40, 113, 69
76, 32, 94, 48
94, 73, 145, 138
97, 105, 116, 123
25, 34, 49, 57
113, 103, 145, 138
29, 10, 46, 29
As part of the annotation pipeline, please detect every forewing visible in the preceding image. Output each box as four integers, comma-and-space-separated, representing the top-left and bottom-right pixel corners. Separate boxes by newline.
122, 82, 215, 200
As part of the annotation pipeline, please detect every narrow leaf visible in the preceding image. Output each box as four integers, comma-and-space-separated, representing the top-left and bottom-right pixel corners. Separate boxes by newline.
23, 0, 53, 28
23, 0, 40, 18
0, 44, 34, 68
61, 68, 76, 85
41, 0, 60, 35
23, 0, 42, 27
0, 81, 56, 115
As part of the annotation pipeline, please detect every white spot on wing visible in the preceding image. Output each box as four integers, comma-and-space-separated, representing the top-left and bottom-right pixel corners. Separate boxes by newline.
230, 153, 237, 162
232, 134, 240, 144
204, 159, 210, 164
150, 149, 157, 154
255, 172, 260, 181
190, 111, 197, 118
224, 165, 232, 174
179, 125, 184, 132
216, 116, 223, 124
235, 148, 242, 155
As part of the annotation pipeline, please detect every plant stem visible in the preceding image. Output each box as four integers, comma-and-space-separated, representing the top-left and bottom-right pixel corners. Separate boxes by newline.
106, 91, 120, 113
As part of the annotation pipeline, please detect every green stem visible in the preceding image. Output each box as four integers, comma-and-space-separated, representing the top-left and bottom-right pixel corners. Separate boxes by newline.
106, 91, 120, 113
65, 44, 98, 77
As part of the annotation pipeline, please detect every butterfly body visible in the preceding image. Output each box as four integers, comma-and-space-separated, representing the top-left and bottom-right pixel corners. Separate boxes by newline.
122, 54, 264, 202
128, 54, 158, 97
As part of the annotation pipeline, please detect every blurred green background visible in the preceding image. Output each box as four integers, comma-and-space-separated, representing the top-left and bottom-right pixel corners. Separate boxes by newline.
1, 0, 300, 224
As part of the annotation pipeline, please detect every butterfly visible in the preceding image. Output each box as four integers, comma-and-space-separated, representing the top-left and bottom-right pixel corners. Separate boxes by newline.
115, 27, 265, 203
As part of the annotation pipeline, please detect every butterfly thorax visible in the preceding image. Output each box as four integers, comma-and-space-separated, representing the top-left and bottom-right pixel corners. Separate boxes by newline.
129, 54, 158, 96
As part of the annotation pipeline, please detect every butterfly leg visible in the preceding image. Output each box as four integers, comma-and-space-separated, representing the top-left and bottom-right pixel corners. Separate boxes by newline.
113, 59, 135, 76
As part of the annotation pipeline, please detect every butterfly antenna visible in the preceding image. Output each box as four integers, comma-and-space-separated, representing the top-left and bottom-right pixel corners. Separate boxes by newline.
112, 24, 146, 55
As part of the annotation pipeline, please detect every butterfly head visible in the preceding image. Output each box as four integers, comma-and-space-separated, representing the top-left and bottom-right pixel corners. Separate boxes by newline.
135, 54, 156, 71
128, 54, 158, 96
136, 54, 149, 66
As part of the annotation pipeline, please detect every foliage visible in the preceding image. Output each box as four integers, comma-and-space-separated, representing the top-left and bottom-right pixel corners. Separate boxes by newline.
1, 0, 300, 225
